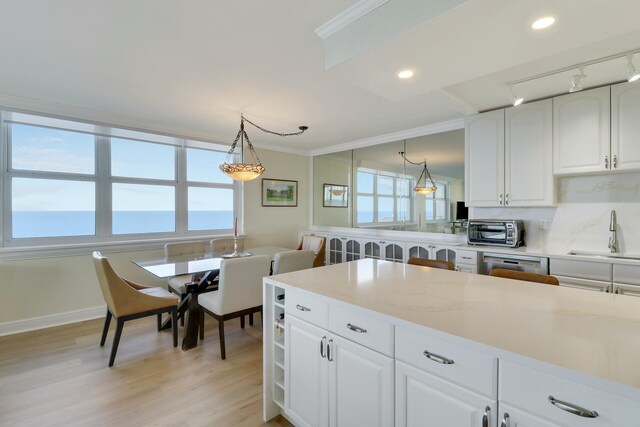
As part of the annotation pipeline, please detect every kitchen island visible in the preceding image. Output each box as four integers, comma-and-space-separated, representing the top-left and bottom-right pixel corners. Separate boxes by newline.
263, 259, 640, 426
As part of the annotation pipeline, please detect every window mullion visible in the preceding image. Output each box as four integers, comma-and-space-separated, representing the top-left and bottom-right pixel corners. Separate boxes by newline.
96, 135, 111, 239
1, 112, 8, 246
176, 143, 187, 234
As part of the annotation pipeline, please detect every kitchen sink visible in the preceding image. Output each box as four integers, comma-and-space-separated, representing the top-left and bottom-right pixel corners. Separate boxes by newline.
567, 250, 640, 261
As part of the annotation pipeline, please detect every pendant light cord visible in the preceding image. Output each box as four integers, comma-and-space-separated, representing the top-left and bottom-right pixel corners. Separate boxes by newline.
399, 151, 437, 189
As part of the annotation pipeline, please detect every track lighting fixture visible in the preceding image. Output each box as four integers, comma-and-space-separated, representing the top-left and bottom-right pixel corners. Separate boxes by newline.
627, 54, 640, 83
508, 84, 524, 106
569, 67, 586, 93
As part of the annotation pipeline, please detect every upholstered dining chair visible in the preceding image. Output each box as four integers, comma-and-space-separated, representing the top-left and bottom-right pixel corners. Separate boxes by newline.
273, 249, 315, 275
490, 268, 560, 286
197, 255, 271, 359
407, 257, 455, 271
165, 241, 210, 300
92, 251, 179, 367
297, 235, 326, 268
210, 237, 245, 256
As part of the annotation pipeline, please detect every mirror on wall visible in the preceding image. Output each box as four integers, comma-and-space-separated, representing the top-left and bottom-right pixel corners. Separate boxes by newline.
313, 129, 466, 234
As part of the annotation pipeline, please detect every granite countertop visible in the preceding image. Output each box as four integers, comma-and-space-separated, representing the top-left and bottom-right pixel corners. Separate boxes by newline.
269, 259, 640, 392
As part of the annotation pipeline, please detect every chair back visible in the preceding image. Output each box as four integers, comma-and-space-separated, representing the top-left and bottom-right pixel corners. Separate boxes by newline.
273, 250, 315, 275
92, 251, 144, 317
216, 255, 271, 315
297, 235, 326, 268
489, 268, 560, 286
407, 257, 455, 271
211, 237, 245, 255
164, 241, 208, 258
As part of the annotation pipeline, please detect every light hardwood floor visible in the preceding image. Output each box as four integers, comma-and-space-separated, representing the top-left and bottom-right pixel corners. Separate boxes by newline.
0, 315, 293, 427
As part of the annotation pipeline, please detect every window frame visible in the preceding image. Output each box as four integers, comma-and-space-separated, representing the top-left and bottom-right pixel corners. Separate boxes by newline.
0, 110, 241, 253
356, 168, 414, 226
424, 179, 451, 223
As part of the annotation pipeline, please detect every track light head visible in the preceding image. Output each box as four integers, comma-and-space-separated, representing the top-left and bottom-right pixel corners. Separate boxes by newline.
569, 67, 586, 93
627, 54, 640, 83
508, 84, 524, 106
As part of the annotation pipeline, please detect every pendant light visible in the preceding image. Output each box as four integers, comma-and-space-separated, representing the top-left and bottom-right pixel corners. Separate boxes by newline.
220, 115, 308, 181
400, 151, 437, 195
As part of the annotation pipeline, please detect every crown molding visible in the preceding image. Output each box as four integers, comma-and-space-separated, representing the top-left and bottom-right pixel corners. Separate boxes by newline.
309, 118, 465, 156
314, 0, 389, 39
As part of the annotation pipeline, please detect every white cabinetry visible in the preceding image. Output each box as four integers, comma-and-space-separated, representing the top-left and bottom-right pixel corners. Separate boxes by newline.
498, 360, 640, 426
553, 86, 611, 175
466, 100, 554, 207
363, 239, 404, 263
613, 264, 640, 297
406, 243, 454, 263
326, 236, 364, 265
284, 300, 394, 427
611, 81, 640, 171
550, 258, 612, 292
455, 249, 478, 274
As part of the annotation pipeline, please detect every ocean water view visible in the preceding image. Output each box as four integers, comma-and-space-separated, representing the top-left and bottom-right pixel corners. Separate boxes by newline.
12, 211, 233, 238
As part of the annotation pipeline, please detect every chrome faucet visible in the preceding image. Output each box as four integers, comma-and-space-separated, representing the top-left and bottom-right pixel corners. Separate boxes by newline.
608, 210, 618, 253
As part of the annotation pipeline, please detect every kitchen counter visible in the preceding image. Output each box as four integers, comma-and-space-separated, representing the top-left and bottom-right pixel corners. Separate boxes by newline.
268, 258, 640, 396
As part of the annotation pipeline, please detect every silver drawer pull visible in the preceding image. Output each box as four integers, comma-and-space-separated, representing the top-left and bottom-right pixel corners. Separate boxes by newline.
482, 406, 490, 427
347, 323, 367, 333
423, 350, 454, 365
548, 396, 598, 418
296, 304, 311, 312
500, 412, 509, 427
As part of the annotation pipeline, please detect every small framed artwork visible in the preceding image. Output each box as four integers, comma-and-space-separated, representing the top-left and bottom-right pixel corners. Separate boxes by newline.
323, 184, 349, 208
262, 179, 298, 207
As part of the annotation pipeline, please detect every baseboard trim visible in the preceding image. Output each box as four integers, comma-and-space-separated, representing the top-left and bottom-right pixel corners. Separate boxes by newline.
0, 305, 106, 337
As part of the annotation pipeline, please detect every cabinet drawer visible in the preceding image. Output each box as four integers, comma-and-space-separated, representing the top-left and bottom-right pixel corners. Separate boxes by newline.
395, 326, 496, 398
329, 304, 393, 357
456, 250, 478, 265
550, 259, 612, 281
500, 360, 640, 426
613, 263, 640, 285
285, 290, 328, 329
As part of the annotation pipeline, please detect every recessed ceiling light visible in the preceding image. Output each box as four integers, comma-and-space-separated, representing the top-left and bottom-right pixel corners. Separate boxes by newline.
531, 16, 555, 30
397, 70, 414, 79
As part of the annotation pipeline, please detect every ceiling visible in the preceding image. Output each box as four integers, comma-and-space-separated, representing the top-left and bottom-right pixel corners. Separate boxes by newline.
0, 0, 639, 154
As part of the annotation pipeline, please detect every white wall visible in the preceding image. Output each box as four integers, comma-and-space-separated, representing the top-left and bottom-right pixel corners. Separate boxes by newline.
472, 172, 640, 254
0, 148, 311, 334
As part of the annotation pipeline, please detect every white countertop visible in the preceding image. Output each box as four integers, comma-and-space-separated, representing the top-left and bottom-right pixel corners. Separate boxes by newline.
269, 259, 640, 391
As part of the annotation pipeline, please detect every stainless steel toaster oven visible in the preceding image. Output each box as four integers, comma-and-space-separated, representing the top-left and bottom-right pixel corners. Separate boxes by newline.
467, 219, 525, 248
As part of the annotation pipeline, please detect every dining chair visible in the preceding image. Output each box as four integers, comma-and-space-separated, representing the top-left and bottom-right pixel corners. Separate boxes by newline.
297, 235, 326, 268
273, 249, 315, 275
489, 268, 560, 286
92, 251, 179, 367
197, 255, 271, 359
407, 257, 455, 270
210, 237, 245, 255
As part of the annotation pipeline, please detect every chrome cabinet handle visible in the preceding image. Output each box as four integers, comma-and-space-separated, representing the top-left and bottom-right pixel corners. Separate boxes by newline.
296, 304, 310, 312
423, 350, 454, 365
548, 395, 598, 418
505, 193, 509, 205
482, 406, 490, 427
347, 323, 367, 333
605, 155, 609, 169
455, 266, 460, 271
500, 412, 509, 427
499, 194, 503, 205
613, 155, 618, 169
327, 339, 334, 361
320, 336, 327, 358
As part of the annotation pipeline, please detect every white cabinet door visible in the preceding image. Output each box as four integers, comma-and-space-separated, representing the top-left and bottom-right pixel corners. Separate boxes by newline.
505, 99, 554, 206
407, 244, 430, 260
344, 238, 364, 262
328, 334, 394, 427
613, 283, 640, 297
396, 361, 496, 427
553, 86, 611, 175
285, 316, 329, 427
611, 81, 640, 171
327, 236, 345, 265
465, 110, 505, 207
498, 403, 561, 427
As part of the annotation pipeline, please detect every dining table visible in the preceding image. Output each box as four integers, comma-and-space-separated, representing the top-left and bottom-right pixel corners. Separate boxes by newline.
132, 246, 291, 350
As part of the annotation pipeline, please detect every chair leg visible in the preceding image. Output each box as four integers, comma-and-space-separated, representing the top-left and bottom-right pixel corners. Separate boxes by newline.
240, 315, 245, 329
109, 318, 124, 367
100, 309, 112, 347
199, 309, 205, 341
172, 308, 178, 347
157, 313, 162, 331
180, 294, 186, 326
218, 318, 226, 360
249, 312, 254, 326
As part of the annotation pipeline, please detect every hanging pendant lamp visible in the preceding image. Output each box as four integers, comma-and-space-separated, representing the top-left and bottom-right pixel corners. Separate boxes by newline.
400, 151, 437, 195
220, 115, 308, 181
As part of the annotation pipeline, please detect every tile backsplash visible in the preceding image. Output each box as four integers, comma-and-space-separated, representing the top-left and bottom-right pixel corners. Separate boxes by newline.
471, 172, 640, 255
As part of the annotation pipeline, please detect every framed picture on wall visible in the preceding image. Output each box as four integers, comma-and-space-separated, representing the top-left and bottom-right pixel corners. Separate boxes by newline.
262, 178, 298, 207
323, 184, 349, 207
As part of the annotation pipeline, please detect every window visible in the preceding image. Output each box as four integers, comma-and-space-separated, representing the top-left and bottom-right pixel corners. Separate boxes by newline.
2, 111, 240, 248
356, 169, 414, 225
424, 181, 450, 222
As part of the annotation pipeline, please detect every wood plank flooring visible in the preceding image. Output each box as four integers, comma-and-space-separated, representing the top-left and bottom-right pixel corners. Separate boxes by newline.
0, 315, 293, 427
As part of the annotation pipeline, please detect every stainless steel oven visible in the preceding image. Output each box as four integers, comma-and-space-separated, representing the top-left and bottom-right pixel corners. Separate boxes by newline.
467, 219, 525, 248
